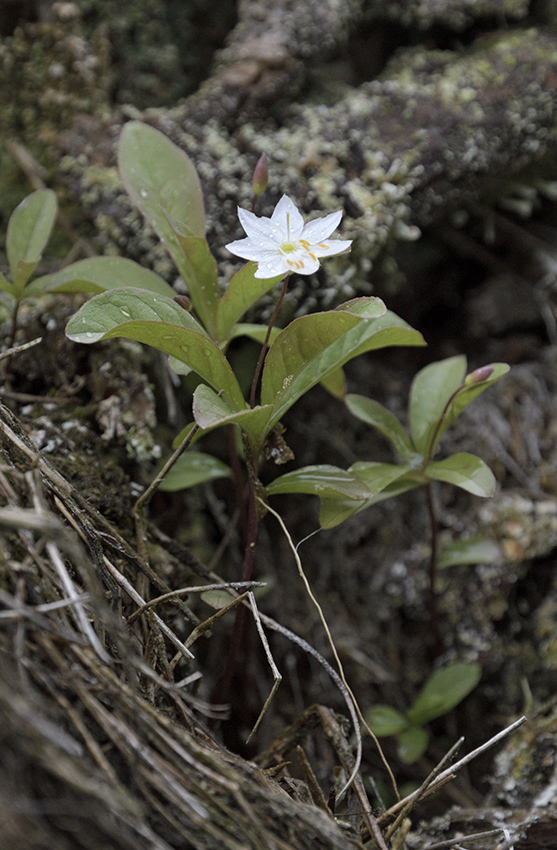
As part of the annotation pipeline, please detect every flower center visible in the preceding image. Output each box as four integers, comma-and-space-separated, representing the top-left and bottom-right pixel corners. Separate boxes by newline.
281, 241, 297, 253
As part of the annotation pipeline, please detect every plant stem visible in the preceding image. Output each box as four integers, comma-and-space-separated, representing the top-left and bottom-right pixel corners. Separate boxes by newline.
424, 480, 441, 652
249, 273, 290, 409
424, 383, 466, 466
4, 299, 21, 378
212, 454, 259, 711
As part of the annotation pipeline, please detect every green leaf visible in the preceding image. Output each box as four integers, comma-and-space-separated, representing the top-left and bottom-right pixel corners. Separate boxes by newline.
162, 209, 220, 337
262, 309, 425, 430
28, 256, 176, 297
366, 704, 409, 736
226, 323, 282, 345
409, 356, 467, 456
201, 589, 238, 609
7, 189, 58, 292
158, 451, 230, 492
319, 367, 346, 400
345, 394, 416, 461
317, 463, 419, 529
335, 296, 386, 318
171, 422, 198, 450
216, 262, 284, 341
118, 122, 205, 282
426, 453, 496, 497
266, 465, 372, 501
192, 383, 273, 440
397, 727, 429, 764
406, 662, 482, 726
438, 536, 502, 569
0, 272, 15, 295
66, 287, 245, 410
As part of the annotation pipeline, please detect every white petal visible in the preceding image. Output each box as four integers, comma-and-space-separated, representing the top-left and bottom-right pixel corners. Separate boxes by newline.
291, 255, 320, 275
311, 238, 352, 258
225, 237, 271, 261
253, 255, 290, 279
301, 210, 343, 244
237, 206, 277, 242
270, 195, 304, 240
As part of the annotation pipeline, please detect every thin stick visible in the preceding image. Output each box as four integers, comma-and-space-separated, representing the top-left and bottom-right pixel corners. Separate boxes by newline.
382, 716, 528, 820
427, 829, 509, 850
261, 498, 362, 801
0, 591, 90, 619
384, 736, 464, 842
127, 581, 265, 625
46, 540, 111, 663
245, 591, 282, 743
135, 424, 200, 516
433, 715, 527, 786
266, 498, 398, 802
134, 423, 199, 559
102, 554, 195, 661
0, 335, 42, 362
184, 592, 251, 649
26, 470, 110, 663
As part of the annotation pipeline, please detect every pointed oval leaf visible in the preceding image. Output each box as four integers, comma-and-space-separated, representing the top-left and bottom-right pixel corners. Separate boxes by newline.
366, 705, 409, 737
397, 726, 430, 764
437, 536, 502, 569
320, 367, 346, 400
345, 394, 416, 461
216, 262, 284, 341
158, 451, 230, 492
334, 296, 386, 318
28, 256, 176, 297
192, 383, 273, 440
0, 272, 15, 295
426, 453, 496, 497
66, 287, 206, 340
318, 497, 372, 529
66, 288, 245, 409
118, 123, 205, 275
225, 323, 282, 345
7, 189, 58, 291
406, 662, 481, 726
266, 465, 372, 501
262, 309, 424, 429
318, 465, 421, 529
409, 356, 467, 456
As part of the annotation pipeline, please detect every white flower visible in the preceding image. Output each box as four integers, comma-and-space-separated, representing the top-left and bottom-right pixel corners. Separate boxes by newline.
225, 194, 352, 280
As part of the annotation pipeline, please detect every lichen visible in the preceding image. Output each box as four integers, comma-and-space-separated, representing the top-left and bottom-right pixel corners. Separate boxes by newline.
0, 4, 111, 148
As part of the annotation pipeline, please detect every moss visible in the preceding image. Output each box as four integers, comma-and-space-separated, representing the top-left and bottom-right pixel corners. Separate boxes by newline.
0, 10, 111, 148
74, 0, 237, 108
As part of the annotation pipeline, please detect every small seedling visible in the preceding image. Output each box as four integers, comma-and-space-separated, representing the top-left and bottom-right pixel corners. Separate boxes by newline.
366, 661, 482, 763
266, 355, 509, 630
0, 187, 179, 350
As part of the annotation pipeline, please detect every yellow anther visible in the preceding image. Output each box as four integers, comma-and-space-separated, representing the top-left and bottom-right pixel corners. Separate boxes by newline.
318, 243, 329, 250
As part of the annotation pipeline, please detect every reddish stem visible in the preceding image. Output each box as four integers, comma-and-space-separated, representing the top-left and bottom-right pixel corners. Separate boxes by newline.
425, 480, 441, 653
249, 274, 289, 408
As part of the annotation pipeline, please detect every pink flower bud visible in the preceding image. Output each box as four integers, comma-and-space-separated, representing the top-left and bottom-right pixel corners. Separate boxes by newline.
465, 365, 494, 385
252, 153, 268, 197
